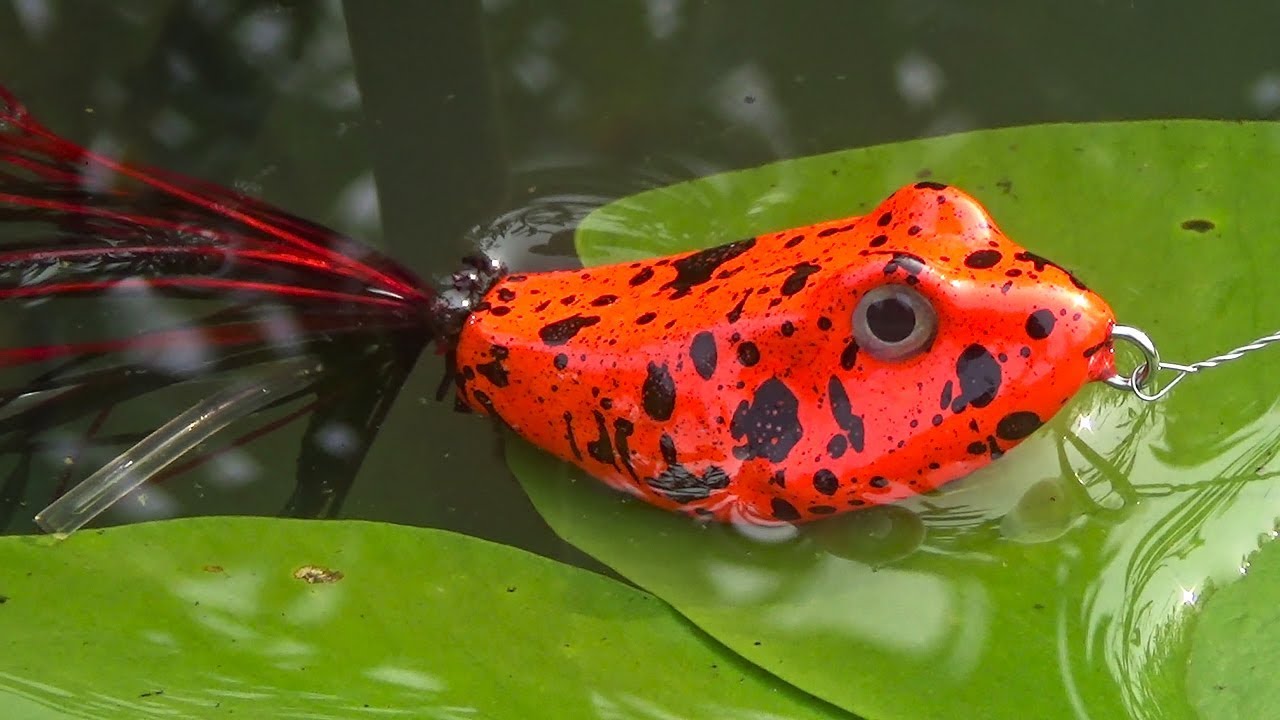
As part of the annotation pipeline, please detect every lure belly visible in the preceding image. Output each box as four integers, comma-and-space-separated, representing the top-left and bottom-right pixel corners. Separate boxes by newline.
455, 183, 1117, 524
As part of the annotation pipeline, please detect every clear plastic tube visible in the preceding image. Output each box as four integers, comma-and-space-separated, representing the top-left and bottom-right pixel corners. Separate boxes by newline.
34, 357, 321, 536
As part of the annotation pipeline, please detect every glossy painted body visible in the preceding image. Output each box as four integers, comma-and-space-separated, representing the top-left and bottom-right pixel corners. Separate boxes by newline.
454, 183, 1117, 524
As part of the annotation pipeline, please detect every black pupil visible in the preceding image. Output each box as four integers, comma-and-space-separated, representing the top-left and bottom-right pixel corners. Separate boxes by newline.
866, 297, 916, 343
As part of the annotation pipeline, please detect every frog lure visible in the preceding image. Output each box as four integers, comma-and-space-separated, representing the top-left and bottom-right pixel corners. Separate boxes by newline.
1, 86, 1273, 532
453, 183, 1115, 524
449, 188, 1277, 525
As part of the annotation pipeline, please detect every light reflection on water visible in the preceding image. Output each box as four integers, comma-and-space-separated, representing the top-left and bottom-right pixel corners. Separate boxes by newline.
905, 389, 1280, 718
1073, 399, 1280, 719
898, 384, 1280, 719
512, 363, 1280, 718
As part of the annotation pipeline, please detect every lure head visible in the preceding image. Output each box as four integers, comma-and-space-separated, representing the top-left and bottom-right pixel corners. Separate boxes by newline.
455, 182, 1116, 524
800, 182, 1118, 503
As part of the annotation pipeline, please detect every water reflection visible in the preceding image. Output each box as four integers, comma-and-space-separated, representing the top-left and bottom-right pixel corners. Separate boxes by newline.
515, 349, 1280, 719
868, 380, 1280, 719
1075, 402, 1280, 719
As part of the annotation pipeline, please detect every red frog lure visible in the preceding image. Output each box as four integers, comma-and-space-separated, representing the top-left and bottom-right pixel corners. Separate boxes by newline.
1, 85, 1270, 533
453, 183, 1118, 524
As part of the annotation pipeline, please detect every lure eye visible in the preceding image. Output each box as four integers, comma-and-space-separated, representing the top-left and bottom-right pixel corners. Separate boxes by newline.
853, 284, 938, 362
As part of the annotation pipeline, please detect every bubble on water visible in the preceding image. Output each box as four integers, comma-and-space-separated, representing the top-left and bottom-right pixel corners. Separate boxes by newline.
1249, 72, 1280, 114
314, 421, 359, 459
236, 8, 290, 61
645, 0, 683, 41
896, 51, 944, 108
150, 107, 194, 148
12, 0, 53, 40
112, 485, 179, 523
208, 450, 260, 489
337, 172, 381, 234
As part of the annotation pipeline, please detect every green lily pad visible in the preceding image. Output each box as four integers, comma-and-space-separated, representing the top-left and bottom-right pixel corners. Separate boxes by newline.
510, 121, 1280, 720
1187, 529, 1280, 718
0, 517, 845, 719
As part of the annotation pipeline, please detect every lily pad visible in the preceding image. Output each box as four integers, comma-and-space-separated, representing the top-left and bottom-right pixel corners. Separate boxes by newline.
1187, 529, 1280, 718
0, 517, 845, 719
510, 121, 1280, 720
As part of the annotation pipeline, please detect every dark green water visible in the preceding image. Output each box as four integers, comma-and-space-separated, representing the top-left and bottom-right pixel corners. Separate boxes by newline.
0, 0, 1275, 565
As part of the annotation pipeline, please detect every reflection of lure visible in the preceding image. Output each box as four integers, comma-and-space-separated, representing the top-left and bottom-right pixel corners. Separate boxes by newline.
0, 86, 1270, 533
